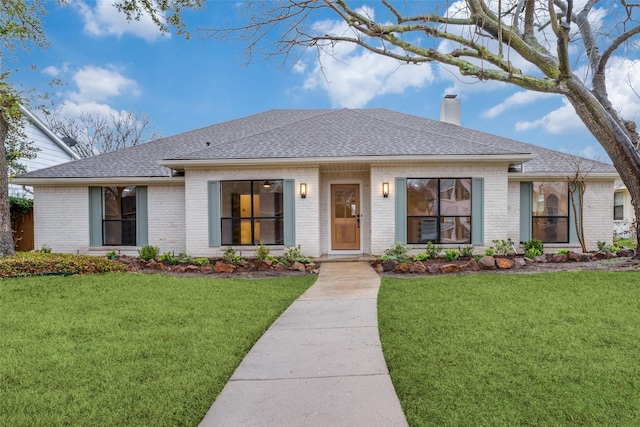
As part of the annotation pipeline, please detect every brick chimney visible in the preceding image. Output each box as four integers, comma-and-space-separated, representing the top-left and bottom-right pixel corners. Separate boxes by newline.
440, 94, 461, 125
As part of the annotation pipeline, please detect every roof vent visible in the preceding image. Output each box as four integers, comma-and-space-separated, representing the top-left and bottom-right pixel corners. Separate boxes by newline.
440, 94, 461, 125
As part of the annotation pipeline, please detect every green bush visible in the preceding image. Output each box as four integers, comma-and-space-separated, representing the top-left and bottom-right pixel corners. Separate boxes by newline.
556, 249, 568, 255
424, 241, 442, 259
525, 247, 542, 259
484, 247, 495, 256
381, 243, 411, 264
444, 248, 460, 262
460, 245, 474, 258
193, 257, 211, 266
413, 253, 429, 262
106, 251, 117, 260
492, 239, 514, 256
223, 247, 243, 263
138, 245, 159, 261
524, 238, 544, 255
0, 253, 130, 277
281, 245, 311, 264
34, 244, 52, 254
159, 252, 178, 265
254, 242, 270, 261
176, 253, 193, 264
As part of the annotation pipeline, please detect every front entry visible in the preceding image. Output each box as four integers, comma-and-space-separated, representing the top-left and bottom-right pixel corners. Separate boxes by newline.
331, 184, 361, 251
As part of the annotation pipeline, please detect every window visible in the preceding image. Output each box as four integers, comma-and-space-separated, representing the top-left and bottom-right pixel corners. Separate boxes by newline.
406, 178, 471, 244
614, 191, 624, 220
103, 187, 137, 246
532, 182, 569, 243
221, 180, 284, 245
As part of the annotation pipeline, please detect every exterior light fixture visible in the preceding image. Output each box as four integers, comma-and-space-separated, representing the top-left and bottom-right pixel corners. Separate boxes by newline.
263, 180, 271, 189
382, 182, 389, 198
300, 183, 307, 198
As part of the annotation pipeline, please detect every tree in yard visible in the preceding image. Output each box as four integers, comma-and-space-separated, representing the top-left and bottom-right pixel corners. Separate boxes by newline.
0, 0, 49, 256
116, 0, 640, 248
46, 110, 161, 157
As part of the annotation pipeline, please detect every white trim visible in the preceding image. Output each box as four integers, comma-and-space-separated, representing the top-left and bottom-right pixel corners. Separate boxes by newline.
327, 179, 365, 255
509, 172, 619, 180
11, 176, 185, 186
160, 154, 536, 169
19, 105, 81, 160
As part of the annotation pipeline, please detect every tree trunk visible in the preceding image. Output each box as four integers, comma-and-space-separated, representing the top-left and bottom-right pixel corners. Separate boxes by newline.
0, 114, 16, 257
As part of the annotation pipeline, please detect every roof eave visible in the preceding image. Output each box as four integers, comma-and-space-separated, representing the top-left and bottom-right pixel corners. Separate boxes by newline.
160, 154, 537, 169
509, 172, 620, 180
11, 176, 185, 186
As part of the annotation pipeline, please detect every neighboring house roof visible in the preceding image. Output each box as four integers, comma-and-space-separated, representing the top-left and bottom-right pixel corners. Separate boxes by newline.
14, 108, 617, 182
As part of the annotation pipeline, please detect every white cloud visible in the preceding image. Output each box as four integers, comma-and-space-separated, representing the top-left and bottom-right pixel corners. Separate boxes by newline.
76, 0, 166, 42
301, 7, 434, 107
68, 65, 140, 104
515, 98, 584, 133
483, 91, 558, 118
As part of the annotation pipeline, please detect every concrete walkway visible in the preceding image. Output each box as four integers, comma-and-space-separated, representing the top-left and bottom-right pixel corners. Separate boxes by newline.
199, 262, 408, 427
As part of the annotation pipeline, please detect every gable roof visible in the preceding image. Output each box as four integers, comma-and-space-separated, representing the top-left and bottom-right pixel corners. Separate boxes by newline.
14, 108, 617, 182
19, 105, 81, 161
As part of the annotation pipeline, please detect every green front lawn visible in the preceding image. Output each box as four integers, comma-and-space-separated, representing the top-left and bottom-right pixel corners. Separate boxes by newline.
379, 272, 640, 426
1, 273, 314, 426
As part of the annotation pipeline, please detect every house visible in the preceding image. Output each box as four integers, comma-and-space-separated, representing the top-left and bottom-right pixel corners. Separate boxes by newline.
614, 182, 636, 238
10, 105, 80, 198
13, 97, 619, 258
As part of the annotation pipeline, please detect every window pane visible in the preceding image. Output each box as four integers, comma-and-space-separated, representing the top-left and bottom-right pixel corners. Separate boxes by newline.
103, 187, 136, 246
440, 216, 471, 243
532, 217, 569, 243
221, 181, 252, 217
255, 218, 284, 244
532, 182, 568, 216
440, 178, 471, 215
221, 218, 253, 245
255, 180, 283, 217
614, 205, 624, 221
407, 217, 438, 244
407, 179, 438, 215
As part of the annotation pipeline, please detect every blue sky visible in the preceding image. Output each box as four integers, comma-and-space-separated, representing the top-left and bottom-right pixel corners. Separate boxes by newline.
10, 1, 640, 163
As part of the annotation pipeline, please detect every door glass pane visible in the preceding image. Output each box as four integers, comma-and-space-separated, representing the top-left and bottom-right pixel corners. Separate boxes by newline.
334, 187, 357, 218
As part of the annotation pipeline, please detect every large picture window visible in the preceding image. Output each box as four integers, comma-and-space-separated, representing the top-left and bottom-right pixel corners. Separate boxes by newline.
221, 180, 284, 245
532, 182, 569, 243
407, 178, 471, 244
103, 186, 136, 246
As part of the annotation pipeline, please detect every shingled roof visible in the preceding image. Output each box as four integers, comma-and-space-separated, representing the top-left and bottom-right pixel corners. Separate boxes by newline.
15, 108, 617, 180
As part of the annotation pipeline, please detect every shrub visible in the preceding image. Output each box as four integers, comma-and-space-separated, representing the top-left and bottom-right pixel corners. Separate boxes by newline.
0, 253, 130, 277
484, 247, 495, 256
159, 252, 178, 265
524, 238, 544, 255
597, 241, 619, 253
138, 245, 159, 261
35, 244, 52, 254
254, 242, 270, 261
106, 251, 117, 260
413, 253, 429, 261
223, 247, 243, 263
193, 257, 211, 266
176, 253, 193, 264
381, 243, 411, 264
281, 245, 311, 264
525, 247, 542, 259
425, 241, 442, 259
444, 249, 460, 262
492, 239, 513, 256
556, 249, 568, 255
460, 245, 474, 258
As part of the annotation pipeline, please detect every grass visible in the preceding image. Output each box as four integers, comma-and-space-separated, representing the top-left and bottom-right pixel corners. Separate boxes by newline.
378, 272, 640, 426
0, 273, 315, 426
615, 236, 638, 249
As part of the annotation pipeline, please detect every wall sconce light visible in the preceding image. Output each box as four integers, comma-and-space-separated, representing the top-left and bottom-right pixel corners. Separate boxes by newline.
382, 182, 389, 198
300, 183, 307, 198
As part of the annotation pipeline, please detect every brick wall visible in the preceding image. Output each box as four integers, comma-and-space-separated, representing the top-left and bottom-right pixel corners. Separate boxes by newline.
148, 185, 186, 254
33, 186, 89, 252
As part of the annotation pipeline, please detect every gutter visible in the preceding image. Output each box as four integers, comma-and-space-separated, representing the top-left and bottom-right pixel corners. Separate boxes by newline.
11, 176, 186, 186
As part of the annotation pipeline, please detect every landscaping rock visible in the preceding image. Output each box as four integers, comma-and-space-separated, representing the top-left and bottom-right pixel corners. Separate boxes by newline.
534, 255, 547, 263
305, 262, 319, 271
477, 256, 496, 270
155, 262, 167, 271
463, 258, 480, 272
580, 253, 594, 262
495, 257, 513, 269
440, 263, 460, 274
374, 263, 383, 274
513, 258, 527, 269
551, 254, 568, 263
394, 263, 411, 274
147, 259, 157, 269
409, 261, 427, 273
567, 251, 581, 262
185, 265, 200, 273
594, 251, 611, 260
382, 260, 397, 272
255, 260, 273, 270
274, 262, 288, 271
290, 262, 306, 272
214, 261, 235, 274
618, 248, 635, 258
200, 265, 213, 274
427, 265, 441, 274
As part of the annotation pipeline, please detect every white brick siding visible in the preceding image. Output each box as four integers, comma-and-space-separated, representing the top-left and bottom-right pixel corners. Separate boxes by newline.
184, 166, 321, 257
507, 182, 522, 244
148, 185, 186, 254
33, 186, 89, 252
582, 180, 615, 249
